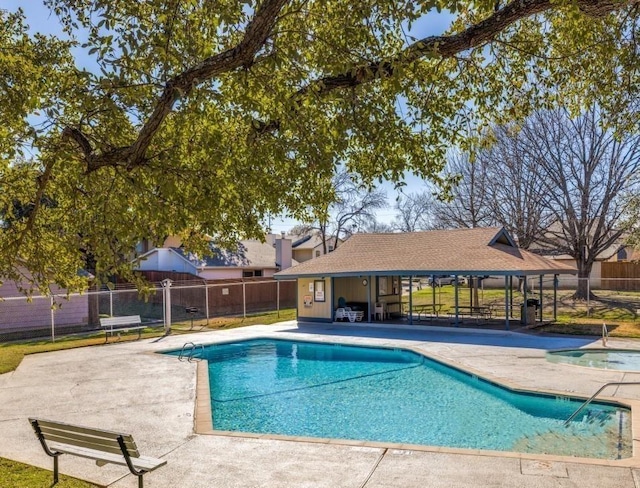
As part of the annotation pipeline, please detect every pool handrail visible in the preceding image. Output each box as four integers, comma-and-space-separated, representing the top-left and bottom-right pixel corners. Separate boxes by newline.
178, 342, 205, 362
564, 381, 640, 426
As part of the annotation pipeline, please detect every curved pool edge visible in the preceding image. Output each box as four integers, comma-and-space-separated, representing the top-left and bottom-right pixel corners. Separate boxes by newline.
186, 336, 640, 467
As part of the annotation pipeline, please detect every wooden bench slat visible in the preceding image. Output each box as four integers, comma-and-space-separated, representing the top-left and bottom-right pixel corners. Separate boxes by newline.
34, 419, 140, 457
49, 438, 132, 457
41, 430, 138, 453
37, 420, 131, 440
52, 445, 166, 471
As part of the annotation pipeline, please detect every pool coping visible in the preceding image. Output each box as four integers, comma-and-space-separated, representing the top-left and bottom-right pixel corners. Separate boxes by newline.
190, 334, 640, 468
546, 348, 640, 373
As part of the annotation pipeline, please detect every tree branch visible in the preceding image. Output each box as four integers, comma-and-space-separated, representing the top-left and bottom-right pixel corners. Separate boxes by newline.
253, 0, 636, 133
69, 0, 289, 172
65, 0, 634, 169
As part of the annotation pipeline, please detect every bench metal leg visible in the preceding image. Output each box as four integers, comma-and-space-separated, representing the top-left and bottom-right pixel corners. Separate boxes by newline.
30, 419, 62, 485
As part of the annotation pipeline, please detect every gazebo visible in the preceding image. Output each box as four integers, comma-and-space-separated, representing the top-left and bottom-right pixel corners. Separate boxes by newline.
274, 227, 577, 329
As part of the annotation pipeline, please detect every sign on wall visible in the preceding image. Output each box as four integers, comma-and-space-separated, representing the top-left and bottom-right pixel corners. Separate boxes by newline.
314, 280, 325, 302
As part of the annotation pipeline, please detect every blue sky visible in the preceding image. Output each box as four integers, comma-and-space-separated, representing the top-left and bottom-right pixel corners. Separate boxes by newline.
6, 1, 455, 231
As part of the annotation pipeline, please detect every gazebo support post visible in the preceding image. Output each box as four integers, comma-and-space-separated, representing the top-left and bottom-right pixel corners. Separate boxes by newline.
454, 276, 459, 327
523, 276, 528, 326
509, 276, 514, 318
553, 274, 558, 321
367, 278, 372, 323
409, 276, 414, 325
504, 276, 510, 331
539, 275, 543, 323
431, 277, 436, 320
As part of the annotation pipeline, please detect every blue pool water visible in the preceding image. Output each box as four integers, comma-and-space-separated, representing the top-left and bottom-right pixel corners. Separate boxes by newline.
171, 339, 631, 459
547, 349, 640, 371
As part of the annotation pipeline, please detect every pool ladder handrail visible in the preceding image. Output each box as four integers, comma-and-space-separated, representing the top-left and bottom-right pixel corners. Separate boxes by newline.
564, 381, 640, 426
602, 322, 609, 347
178, 342, 204, 362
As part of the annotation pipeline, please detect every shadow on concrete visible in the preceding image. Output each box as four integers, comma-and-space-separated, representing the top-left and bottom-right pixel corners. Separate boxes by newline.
282, 322, 597, 351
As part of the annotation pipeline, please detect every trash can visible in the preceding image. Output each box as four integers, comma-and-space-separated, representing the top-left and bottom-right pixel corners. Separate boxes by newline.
520, 299, 539, 324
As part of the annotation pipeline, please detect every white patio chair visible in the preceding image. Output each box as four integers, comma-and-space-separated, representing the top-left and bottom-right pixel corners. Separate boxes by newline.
374, 303, 384, 321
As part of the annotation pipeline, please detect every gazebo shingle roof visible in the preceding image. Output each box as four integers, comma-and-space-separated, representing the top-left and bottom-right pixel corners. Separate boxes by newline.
275, 227, 576, 278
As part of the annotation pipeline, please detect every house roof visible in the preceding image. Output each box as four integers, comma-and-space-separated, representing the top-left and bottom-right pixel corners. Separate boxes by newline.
528, 222, 630, 262
175, 240, 286, 269
539, 242, 622, 262
290, 233, 340, 250
275, 227, 576, 279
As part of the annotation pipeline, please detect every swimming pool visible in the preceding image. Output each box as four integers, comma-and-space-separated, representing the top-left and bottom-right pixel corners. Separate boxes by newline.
547, 348, 640, 371
171, 339, 631, 459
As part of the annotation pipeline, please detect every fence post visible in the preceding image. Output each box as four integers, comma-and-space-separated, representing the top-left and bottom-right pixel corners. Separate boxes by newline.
242, 281, 246, 318
109, 289, 113, 317
204, 280, 210, 325
587, 278, 590, 317
277, 280, 280, 318
162, 279, 173, 334
50, 296, 55, 342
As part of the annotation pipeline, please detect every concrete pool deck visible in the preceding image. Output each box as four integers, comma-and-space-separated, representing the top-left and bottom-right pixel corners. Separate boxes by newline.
2, 321, 640, 487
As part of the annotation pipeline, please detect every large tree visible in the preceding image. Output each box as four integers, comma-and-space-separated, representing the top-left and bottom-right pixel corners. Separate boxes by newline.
517, 108, 640, 299
432, 151, 496, 229
294, 169, 388, 253
393, 191, 435, 232
480, 124, 555, 249
2, 0, 639, 291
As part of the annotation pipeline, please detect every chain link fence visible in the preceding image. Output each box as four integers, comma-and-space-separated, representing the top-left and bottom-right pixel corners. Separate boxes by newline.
4, 276, 640, 342
440, 276, 640, 324
0, 278, 296, 342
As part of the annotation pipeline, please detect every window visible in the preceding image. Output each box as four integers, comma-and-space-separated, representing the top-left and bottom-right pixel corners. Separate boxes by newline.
243, 270, 263, 278
378, 277, 388, 296
328, 245, 334, 252
378, 276, 398, 296
315, 250, 321, 258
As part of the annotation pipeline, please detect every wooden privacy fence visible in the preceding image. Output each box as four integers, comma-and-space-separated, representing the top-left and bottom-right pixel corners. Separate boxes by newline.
601, 262, 640, 291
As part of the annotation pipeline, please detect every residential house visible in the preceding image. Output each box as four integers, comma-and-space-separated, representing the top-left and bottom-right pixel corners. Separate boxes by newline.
276, 232, 343, 263
136, 236, 295, 279
530, 236, 638, 288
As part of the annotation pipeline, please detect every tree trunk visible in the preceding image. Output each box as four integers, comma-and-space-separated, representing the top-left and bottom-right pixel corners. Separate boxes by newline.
517, 277, 531, 293
87, 283, 100, 327
573, 259, 597, 300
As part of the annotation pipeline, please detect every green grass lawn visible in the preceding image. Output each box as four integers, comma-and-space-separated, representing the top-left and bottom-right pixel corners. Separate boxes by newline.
0, 458, 101, 488
404, 285, 640, 337
0, 309, 296, 375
